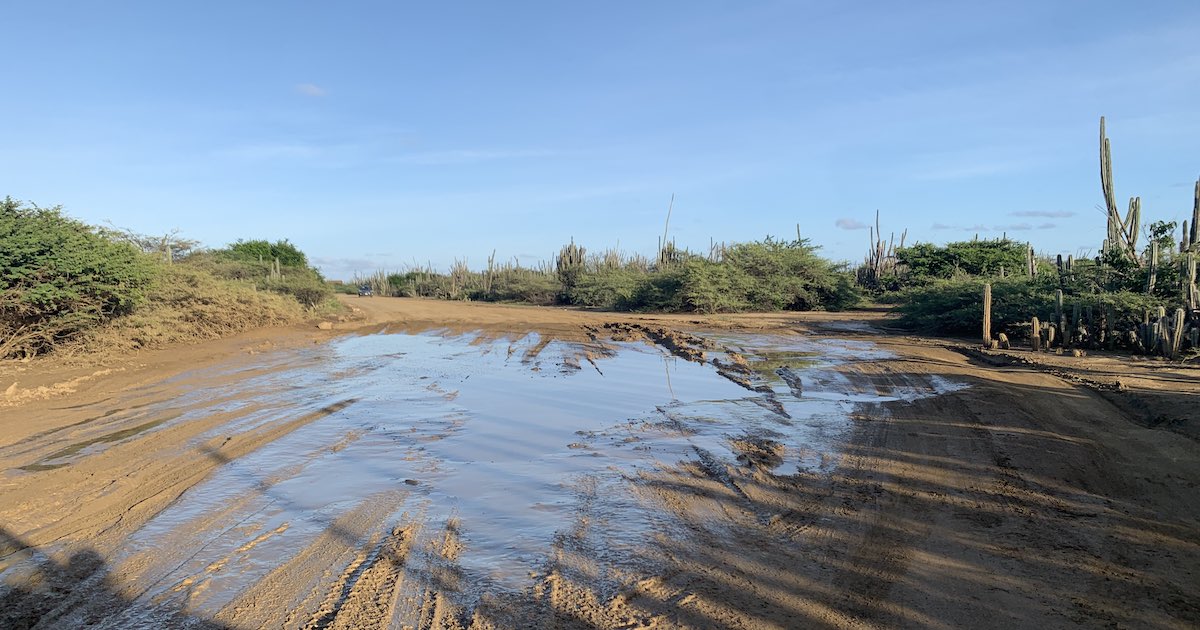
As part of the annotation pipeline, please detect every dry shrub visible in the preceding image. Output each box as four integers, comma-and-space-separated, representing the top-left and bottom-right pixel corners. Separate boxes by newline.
70, 265, 305, 357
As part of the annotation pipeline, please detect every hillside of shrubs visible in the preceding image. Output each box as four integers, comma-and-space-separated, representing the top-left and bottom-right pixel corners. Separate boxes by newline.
0, 197, 332, 360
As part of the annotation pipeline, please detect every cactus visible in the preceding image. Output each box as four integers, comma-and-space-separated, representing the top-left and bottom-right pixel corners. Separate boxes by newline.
1149, 306, 1167, 355
1072, 302, 1082, 347
1099, 117, 1144, 266
982, 283, 992, 346
1055, 290, 1065, 346
556, 239, 586, 300
557, 240, 585, 271
1185, 253, 1198, 311
1184, 220, 1192, 254
1147, 241, 1159, 293
1191, 178, 1200, 252
1105, 304, 1115, 349
1170, 308, 1186, 358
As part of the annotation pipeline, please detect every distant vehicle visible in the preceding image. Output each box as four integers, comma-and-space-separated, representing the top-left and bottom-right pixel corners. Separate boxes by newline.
357, 284, 373, 297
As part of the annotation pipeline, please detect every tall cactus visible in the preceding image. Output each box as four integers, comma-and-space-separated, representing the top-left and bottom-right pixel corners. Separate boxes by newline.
1170, 308, 1186, 358
1185, 252, 1198, 311
556, 239, 586, 301
982, 283, 992, 346
1055, 289, 1065, 347
1147, 241, 1158, 294
1189, 178, 1200, 252
1099, 117, 1144, 267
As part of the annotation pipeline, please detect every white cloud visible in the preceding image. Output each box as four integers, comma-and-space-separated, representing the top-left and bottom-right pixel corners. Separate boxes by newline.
221, 143, 321, 161
312, 256, 389, 280
387, 148, 555, 165
931, 222, 1057, 232
835, 218, 869, 230
1010, 210, 1075, 218
295, 83, 327, 97
932, 223, 987, 231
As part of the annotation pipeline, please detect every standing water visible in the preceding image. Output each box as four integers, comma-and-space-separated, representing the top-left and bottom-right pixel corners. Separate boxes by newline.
69, 329, 956, 624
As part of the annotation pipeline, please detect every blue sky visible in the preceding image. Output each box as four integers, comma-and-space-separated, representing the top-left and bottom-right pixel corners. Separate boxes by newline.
3, 1, 1198, 279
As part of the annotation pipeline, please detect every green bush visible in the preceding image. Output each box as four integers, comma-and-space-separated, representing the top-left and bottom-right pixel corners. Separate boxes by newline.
1, 198, 156, 357
569, 268, 643, 309
894, 279, 1051, 337
893, 277, 1171, 339
622, 267, 687, 311
678, 260, 752, 313
218, 239, 309, 267
680, 238, 859, 312
894, 239, 1029, 286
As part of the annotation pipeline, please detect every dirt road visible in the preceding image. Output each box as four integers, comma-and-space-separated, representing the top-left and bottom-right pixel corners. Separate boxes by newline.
2, 297, 1197, 628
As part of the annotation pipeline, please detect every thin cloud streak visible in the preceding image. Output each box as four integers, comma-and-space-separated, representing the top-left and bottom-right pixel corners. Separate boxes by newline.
931, 222, 1056, 232
385, 148, 556, 165
1011, 210, 1075, 218
295, 83, 326, 97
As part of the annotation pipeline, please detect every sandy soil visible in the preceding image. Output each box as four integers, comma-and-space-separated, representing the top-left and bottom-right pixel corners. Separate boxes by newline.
2, 296, 1198, 629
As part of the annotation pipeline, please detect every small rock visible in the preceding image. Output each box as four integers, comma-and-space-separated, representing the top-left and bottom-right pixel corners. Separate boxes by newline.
317, 321, 334, 330
1072, 349, 1086, 357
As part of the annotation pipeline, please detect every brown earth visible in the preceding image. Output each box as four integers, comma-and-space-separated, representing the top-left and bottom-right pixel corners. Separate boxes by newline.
1, 296, 1198, 629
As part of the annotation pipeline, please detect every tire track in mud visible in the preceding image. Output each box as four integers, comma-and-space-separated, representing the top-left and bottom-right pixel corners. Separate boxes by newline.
305, 523, 414, 630
0, 398, 359, 582
215, 490, 409, 628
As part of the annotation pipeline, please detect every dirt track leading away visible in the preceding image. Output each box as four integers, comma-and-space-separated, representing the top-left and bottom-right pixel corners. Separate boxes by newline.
1, 297, 1198, 629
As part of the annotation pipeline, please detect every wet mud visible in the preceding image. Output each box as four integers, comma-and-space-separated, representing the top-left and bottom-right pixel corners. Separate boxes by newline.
3, 313, 1197, 629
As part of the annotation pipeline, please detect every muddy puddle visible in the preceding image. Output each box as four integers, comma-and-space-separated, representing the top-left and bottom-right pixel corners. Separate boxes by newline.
4, 328, 964, 625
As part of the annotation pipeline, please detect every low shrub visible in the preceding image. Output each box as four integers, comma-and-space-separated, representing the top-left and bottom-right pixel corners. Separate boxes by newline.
1, 199, 157, 358
893, 277, 1171, 340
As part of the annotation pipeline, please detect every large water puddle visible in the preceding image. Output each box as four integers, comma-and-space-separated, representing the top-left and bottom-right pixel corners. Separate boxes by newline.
80, 329, 959, 619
